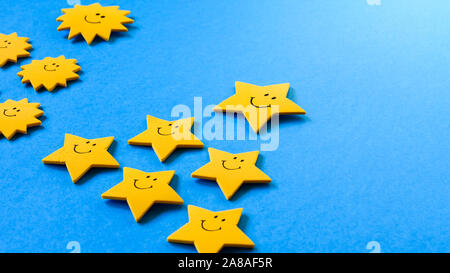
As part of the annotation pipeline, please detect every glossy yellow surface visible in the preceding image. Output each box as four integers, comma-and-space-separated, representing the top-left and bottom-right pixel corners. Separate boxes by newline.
102, 167, 183, 222
168, 205, 254, 253
214, 81, 306, 133
0, 33, 31, 67
57, 3, 134, 44
128, 115, 204, 162
192, 148, 271, 200
42, 134, 119, 183
17, 56, 80, 91
0, 99, 43, 140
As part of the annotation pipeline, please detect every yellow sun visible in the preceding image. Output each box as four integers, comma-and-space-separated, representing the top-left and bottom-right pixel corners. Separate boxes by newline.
56, 3, 134, 44
0, 98, 44, 140
0, 33, 32, 67
17, 56, 81, 92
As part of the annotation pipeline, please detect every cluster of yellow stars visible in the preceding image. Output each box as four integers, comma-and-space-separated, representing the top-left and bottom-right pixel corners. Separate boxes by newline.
2, 3, 307, 253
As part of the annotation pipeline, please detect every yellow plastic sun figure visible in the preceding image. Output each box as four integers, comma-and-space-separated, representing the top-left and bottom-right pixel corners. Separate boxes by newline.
57, 3, 134, 44
102, 167, 184, 222
168, 205, 255, 253
0, 33, 32, 67
0, 98, 43, 140
17, 56, 81, 91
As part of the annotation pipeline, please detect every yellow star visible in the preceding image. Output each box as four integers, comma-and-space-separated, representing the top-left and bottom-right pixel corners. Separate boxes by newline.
128, 115, 204, 162
0, 33, 32, 67
17, 56, 81, 91
168, 205, 254, 253
192, 148, 271, 200
57, 3, 134, 45
214, 81, 306, 133
102, 167, 183, 222
42, 134, 120, 183
0, 98, 43, 140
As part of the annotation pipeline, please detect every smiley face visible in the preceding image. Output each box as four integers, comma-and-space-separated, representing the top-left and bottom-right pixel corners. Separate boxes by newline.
200, 214, 227, 232
249, 91, 280, 108
73, 140, 97, 154
0, 39, 12, 49
2, 106, 21, 117
157, 122, 181, 136
84, 12, 106, 24
133, 174, 159, 190
43, 62, 60, 72
221, 156, 246, 171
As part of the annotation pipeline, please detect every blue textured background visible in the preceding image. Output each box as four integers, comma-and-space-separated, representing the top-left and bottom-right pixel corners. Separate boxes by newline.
0, 0, 449, 253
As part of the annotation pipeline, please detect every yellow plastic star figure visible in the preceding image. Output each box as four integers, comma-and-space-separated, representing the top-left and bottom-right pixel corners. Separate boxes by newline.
102, 167, 183, 222
0, 99, 43, 140
0, 33, 32, 67
214, 81, 306, 133
42, 134, 120, 183
192, 148, 271, 200
129, 115, 204, 162
168, 205, 255, 253
17, 56, 81, 91
57, 3, 134, 44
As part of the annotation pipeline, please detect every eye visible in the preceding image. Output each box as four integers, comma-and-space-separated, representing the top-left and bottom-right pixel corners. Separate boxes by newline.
12, 107, 16, 110
149, 185, 153, 188
272, 97, 277, 100
146, 175, 150, 178
8, 42, 11, 45
52, 63, 56, 65
153, 178, 157, 181
214, 215, 218, 218
16, 109, 20, 112
86, 141, 90, 144
240, 159, 244, 162
96, 13, 100, 15
56, 65, 60, 68
101, 16, 105, 18
92, 143, 96, 146
168, 123, 172, 126
222, 219, 226, 222
233, 157, 237, 160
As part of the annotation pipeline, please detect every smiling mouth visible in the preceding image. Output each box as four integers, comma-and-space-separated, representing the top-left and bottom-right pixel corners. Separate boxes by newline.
201, 220, 221, 232
0, 46, 7, 49
133, 179, 153, 190
221, 160, 241, 171
73, 145, 91, 154
250, 97, 271, 108
43, 65, 56, 72
157, 127, 174, 136
2, 109, 16, 117
84, 16, 101, 24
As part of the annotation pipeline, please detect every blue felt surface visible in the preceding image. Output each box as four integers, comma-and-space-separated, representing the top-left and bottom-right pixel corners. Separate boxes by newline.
0, 0, 449, 253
